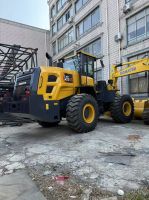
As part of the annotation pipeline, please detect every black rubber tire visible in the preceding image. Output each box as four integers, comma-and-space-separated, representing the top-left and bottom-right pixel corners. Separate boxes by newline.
142, 109, 149, 125
38, 121, 59, 128
110, 95, 134, 123
66, 94, 99, 133
0, 103, 3, 113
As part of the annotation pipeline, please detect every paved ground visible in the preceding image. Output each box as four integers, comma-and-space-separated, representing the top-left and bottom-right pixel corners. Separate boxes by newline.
0, 170, 46, 200
0, 119, 148, 199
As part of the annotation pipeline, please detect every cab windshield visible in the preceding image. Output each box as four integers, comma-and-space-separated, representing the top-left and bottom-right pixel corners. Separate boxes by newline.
63, 57, 79, 71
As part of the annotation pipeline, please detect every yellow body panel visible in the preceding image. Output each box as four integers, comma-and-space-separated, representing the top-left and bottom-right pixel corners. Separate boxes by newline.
37, 66, 94, 101
107, 84, 114, 91
134, 99, 149, 118
81, 76, 94, 86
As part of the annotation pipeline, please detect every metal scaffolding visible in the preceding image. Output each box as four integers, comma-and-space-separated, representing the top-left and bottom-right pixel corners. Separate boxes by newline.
0, 43, 38, 86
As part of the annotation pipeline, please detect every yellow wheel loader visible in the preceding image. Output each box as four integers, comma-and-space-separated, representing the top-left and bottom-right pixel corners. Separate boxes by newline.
110, 58, 149, 125
3, 51, 134, 133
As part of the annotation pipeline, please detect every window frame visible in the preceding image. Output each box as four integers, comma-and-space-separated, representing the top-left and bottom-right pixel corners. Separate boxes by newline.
52, 23, 56, 36
125, 0, 131, 3
52, 41, 56, 56
56, 0, 67, 12
94, 68, 103, 82
75, 0, 90, 13
51, 5, 56, 18
57, 7, 73, 31
127, 7, 149, 44
76, 7, 100, 39
81, 38, 102, 57
58, 28, 74, 52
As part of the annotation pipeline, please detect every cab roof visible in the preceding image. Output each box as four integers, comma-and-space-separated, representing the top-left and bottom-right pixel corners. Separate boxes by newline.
77, 50, 97, 59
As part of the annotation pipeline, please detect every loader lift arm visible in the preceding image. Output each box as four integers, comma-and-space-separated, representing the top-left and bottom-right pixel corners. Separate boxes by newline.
110, 58, 149, 91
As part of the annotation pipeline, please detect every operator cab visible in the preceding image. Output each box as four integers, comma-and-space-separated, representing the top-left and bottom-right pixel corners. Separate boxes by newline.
59, 51, 96, 78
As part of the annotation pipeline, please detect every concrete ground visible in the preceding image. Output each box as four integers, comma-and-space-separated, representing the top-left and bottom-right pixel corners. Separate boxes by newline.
0, 170, 46, 200
0, 119, 148, 199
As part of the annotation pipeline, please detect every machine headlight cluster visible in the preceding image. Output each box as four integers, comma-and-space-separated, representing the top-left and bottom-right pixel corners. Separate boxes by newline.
64, 73, 73, 83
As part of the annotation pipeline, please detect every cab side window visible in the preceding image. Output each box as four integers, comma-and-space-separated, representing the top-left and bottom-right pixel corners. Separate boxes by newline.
81, 54, 94, 78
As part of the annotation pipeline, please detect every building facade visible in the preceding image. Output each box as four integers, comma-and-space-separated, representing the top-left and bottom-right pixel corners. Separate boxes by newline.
0, 18, 50, 67
48, 0, 149, 97
120, 0, 149, 97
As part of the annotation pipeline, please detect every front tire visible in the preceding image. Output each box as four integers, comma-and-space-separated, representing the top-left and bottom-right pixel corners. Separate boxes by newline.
38, 121, 59, 128
111, 95, 134, 123
66, 94, 99, 133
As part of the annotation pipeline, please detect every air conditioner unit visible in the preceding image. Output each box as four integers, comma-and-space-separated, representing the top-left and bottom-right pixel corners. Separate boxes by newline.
123, 2, 132, 14
115, 32, 122, 42
68, 16, 73, 23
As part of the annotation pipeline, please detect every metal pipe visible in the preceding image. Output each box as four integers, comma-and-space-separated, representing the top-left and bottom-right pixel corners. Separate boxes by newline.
105, 0, 110, 80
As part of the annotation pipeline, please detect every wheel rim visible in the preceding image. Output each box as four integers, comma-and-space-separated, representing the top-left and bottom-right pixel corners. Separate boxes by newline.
83, 103, 95, 123
122, 101, 132, 116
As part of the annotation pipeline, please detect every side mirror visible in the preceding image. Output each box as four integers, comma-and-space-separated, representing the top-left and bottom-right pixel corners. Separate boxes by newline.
100, 60, 105, 68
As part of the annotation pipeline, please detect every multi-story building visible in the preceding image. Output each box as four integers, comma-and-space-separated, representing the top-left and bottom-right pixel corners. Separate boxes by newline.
48, 0, 149, 97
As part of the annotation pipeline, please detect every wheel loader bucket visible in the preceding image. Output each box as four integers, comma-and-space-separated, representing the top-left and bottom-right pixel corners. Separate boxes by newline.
134, 99, 149, 119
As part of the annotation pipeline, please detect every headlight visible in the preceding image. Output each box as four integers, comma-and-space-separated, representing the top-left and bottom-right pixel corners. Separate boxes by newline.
64, 73, 73, 83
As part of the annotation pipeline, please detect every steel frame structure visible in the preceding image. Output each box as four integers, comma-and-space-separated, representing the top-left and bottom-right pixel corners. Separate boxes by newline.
0, 43, 38, 86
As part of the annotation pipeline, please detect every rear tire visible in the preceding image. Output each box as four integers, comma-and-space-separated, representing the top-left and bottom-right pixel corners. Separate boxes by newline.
142, 109, 149, 125
38, 121, 59, 128
111, 95, 134, 123
66, 94, 99, 133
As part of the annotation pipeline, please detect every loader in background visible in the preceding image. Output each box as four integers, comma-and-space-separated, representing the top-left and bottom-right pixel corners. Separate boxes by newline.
3, 47, 134, 133
110, 58, 149, 125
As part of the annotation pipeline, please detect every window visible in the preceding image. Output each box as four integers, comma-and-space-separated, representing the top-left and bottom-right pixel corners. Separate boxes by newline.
82, 39, 102, 57
57, 7, 73, 31
64, 51, 74, 58
128, 52, 149, 95
58, 28, 74, 52
75, 0, 89, 13
56, 0, 67, 12
94, 69, 103, 81
52, 42, 56, 56
76, 7, 100, 38
125, 0, 140, 3
77, 22, 83, 37
128, 21, 136, 41
57, 18, 63, 31
127, 7, 149, 43
57, 0, 61, 11
52, 24, 56, 36
136, 18, 145, 37
63, 58, 76, 70
88, 57, 94, 77
84, 15, 91, 32
51, 6, 56, 18
92, 8, 100, 27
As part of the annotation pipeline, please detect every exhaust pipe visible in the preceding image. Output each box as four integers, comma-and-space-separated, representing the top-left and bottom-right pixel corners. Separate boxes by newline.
46, 52, 52, 66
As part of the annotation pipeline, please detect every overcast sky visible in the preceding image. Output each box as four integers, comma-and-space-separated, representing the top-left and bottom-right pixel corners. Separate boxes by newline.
0, 0, 49, 29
